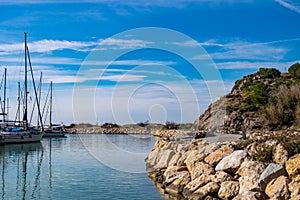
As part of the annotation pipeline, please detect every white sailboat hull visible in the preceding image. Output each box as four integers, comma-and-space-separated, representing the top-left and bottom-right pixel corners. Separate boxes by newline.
0, 131, 43, 144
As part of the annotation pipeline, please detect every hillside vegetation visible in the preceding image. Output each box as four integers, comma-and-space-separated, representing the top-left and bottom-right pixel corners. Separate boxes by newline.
194, 63, 300, 133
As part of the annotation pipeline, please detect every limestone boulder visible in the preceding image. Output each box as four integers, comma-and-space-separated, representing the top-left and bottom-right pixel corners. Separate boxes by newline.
165, 171, 191, 195
183, 174, 213, 196
168, 152, 182, 167
265, 175, 290, 199
215, 150, 247, 173
190, 162, 215, 180
184, 150, 206, 172
258, 163, 286, 191
192, 182, 220, 200
218, 181, 239, 200
213, 171, 233, 183
289, 175, 300, 200
204, 145, 234, 166
145, 149, 159, 172
273, 143, 288, 165
237, 159, 266, 193
163, 165, 188, 179
286, 154, 300, 178
232, 191, 265, 200
154, 149, 175, 170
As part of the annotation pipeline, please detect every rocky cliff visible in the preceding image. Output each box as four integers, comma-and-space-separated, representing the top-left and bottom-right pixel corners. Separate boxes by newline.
194, 64, 300, 135
146, 64, 300, 199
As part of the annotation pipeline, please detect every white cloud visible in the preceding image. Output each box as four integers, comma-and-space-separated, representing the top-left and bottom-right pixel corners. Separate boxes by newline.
99, 74, 146, 82
0, 40, 97, 54
0, 0, 254, 7
275, 0, 300, 13
98, 38, 151, 49
192, 39, 290, 61
216, 61, 299, 71
83, 59, 176, 66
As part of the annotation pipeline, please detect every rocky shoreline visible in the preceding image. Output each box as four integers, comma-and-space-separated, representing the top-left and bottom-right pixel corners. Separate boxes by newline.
145, 130, 300, 200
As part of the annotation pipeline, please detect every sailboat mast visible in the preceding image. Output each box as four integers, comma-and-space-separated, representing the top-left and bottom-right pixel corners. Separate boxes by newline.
24, 32, 28, 128
38, 72, 42, 127
18, 82, 21, 122
3, 68, 6, 122
50, 81, 52, 126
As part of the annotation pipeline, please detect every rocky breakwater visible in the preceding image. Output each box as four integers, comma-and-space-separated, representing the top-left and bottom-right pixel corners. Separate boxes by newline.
145, 130, 300, 199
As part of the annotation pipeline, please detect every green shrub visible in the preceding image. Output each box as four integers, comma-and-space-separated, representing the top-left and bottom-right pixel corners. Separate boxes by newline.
288, 63, 300, 79
264, 84, 300, 127
256, 68, 281, 79
244, 82, 269, 111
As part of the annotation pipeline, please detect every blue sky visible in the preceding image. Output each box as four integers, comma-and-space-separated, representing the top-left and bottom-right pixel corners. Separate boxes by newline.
0, 0, 299, 125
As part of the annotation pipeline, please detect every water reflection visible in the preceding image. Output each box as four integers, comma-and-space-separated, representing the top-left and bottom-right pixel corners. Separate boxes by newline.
0, 139, 59, 200
1, 143, 43, 200
0, 135, 165, 200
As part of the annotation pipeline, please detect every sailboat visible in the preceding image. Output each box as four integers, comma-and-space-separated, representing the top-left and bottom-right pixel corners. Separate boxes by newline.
43, 81, 66, 138
0, 32, 44, 144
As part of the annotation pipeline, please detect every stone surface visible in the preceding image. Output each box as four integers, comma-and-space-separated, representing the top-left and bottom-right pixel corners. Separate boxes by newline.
165, 171, 190, 195
204, 145, 234, 166
154, 149, 175, 170
145, 149, 159, 170
193, 182, 220, 200
218, 181, 239, 200
190, 162, 215, 180
215, 150, 247, 173
168, 151, 182, 167
258, 163, 286, 191
183, 174, 213, 195
286, 154, 300, 178
185, 150, 206, 172
232, 191, 264, 200
289, 175, 300, 200
273, 143, 289, 165
163, 165, 188, 179
213, 171, 233, 183
237, 159, 266, 193
265, 175, 290, 199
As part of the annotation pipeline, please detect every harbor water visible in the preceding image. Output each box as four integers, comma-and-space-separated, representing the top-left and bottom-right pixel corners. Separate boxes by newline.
0, 134, 165, 200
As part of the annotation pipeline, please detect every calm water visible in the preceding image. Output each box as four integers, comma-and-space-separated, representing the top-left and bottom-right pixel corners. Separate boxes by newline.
0, 134, 166, 200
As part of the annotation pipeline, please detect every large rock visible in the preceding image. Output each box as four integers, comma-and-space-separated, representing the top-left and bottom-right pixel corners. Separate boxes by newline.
258, 163, 286, 191
145, 149, 159, 170
154, 149, 175, 170
286, 154, 300, 178
213, 171, 233, 183
204, 145, 234, 166
183, 174, 213, 196
185, 150, 206, 172
265, 175, 290, 199
218, 181, 239, 200
273, 143, 289, 165
289, 175, 300, 200
215, 150, 247, 173
165, 170, 191, 195
168, 151, 182, 167
192, 182, 220, 200
190, 162, 215, 180
237, 159, 266, 193
232, 191, 265, 200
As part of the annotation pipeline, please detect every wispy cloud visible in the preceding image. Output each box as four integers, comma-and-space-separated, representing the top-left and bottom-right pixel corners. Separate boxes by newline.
191, 39, 292, 61
97, 38, 151, 49
215, 61, 299, 70
84, 59, 175, 66
0, 38, 151, 55
0, 0, 254, 7
275, 0, 300, 13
